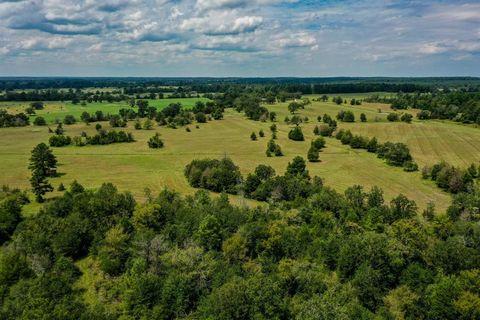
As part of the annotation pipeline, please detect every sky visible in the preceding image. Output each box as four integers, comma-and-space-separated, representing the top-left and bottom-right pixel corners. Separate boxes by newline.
0, 0, 479, 77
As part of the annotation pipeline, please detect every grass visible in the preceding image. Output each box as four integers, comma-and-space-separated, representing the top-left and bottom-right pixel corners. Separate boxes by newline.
0, 97, 210, 124
1, 97, 479, 213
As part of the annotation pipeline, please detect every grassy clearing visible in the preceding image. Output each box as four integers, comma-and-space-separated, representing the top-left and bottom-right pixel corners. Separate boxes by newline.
0, 97, 210, 124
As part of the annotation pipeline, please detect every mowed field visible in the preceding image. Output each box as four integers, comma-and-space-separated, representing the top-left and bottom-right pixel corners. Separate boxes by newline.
1, 97, 479, 213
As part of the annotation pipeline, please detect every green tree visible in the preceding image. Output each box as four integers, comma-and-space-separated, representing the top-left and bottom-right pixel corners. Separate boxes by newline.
29, 143, 57, 202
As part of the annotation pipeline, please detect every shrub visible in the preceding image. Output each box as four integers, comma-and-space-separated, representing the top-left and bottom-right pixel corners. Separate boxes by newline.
250, 132, 257, 141
195, 112, 207, 123
63, 115, 77, 125
288, 126, 304, 141
387, 113, 399, 122
337, 110, 355, 122
33, 117, 47, 126
403, 161, 418, 172
311, 137, 326, 150
266, 139, 283, 157
148, 133, 164, 149
259, 130, 264, 137
401, 113, 413, 123
49, 135, 72, 147
307, 146, 319, 162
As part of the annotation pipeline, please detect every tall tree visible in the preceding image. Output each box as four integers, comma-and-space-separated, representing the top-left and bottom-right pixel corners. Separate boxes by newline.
28, 143, 57, 202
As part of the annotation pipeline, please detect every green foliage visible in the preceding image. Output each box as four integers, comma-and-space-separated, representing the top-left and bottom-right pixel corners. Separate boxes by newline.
266, 139, 283, 157
337, 110, 355, 122
288, 126, 304, 141
33, 116, 47, 126
49, 134, 72, 147
184, 157, 242, 193
147, 133, 164, 149
29, 143, 57, 202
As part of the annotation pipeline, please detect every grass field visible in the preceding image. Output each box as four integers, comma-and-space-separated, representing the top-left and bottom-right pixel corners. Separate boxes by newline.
0, 97, 210, 124
3, 96, 480, 214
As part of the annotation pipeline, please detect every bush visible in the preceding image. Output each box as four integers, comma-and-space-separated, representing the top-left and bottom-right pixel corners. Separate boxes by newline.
307, 146, 319, 162
63, 115, 77, 125
259, 130, 264, 137
266, 139, 283, 157
403, 161, 418, 172
337, 110, 355, 122
148, 133, 164, 149
360, 113, 367, 122
30, 102, 44, 110
311, 137, 326, 150
49, 135, 72, 147
33, 117, 47, 126
288, 126, 304, 141
250, 132, 257, 141
401, 113, 413, 123
195, 112, 207, 123
387, 113, 399, 122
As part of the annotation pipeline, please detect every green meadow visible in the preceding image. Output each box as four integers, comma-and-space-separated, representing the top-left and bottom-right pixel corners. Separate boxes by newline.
2, 96, 479, 213
0, 97, 210, 124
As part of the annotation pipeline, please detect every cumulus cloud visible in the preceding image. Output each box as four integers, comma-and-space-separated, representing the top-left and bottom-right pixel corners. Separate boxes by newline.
181, 13, 263, 35
0, 0, 478, 76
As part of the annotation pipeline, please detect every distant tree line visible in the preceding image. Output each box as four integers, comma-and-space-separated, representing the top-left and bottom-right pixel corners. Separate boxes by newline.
367, 91, 480, 124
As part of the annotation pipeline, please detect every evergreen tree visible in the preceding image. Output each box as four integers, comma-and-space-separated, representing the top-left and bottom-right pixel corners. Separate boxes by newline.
29, 143, 57, 202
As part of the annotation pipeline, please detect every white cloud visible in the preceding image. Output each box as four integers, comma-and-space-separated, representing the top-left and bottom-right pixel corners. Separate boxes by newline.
181, 13, 263, 34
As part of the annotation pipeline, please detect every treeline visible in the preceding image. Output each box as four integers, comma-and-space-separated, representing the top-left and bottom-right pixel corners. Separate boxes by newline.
2, 173, 480, 318
4, 76, 478, 91
368, 92, 480, 124
49, 130, 134, 147
336, 129, 417, 170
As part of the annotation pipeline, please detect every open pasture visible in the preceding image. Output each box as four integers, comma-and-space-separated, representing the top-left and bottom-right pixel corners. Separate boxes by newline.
3, 97, 475, 211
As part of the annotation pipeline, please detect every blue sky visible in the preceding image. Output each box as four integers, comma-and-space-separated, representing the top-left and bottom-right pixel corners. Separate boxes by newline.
0, 0, 479, 76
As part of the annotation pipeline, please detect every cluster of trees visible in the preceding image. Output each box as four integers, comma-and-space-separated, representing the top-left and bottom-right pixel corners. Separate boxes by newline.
0, 109, 29, 127
314, 113, 338, 136
266, 139, 283, 157
49, 130, 135, 147
387, 112, 413, 123
422, 161, 479, 194
2, 162, 480, 318
337, 110, 355, 122
336, 129, 416, 169
184, 158, 242, 193
369, 92, 480, 124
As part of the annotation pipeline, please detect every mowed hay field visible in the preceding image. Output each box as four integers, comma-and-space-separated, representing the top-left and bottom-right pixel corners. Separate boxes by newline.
1, 97, 479, 212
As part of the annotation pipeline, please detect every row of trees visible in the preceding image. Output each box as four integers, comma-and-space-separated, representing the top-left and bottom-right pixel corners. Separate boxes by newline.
49, 130, 135, 147
336, 129, 416, 169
